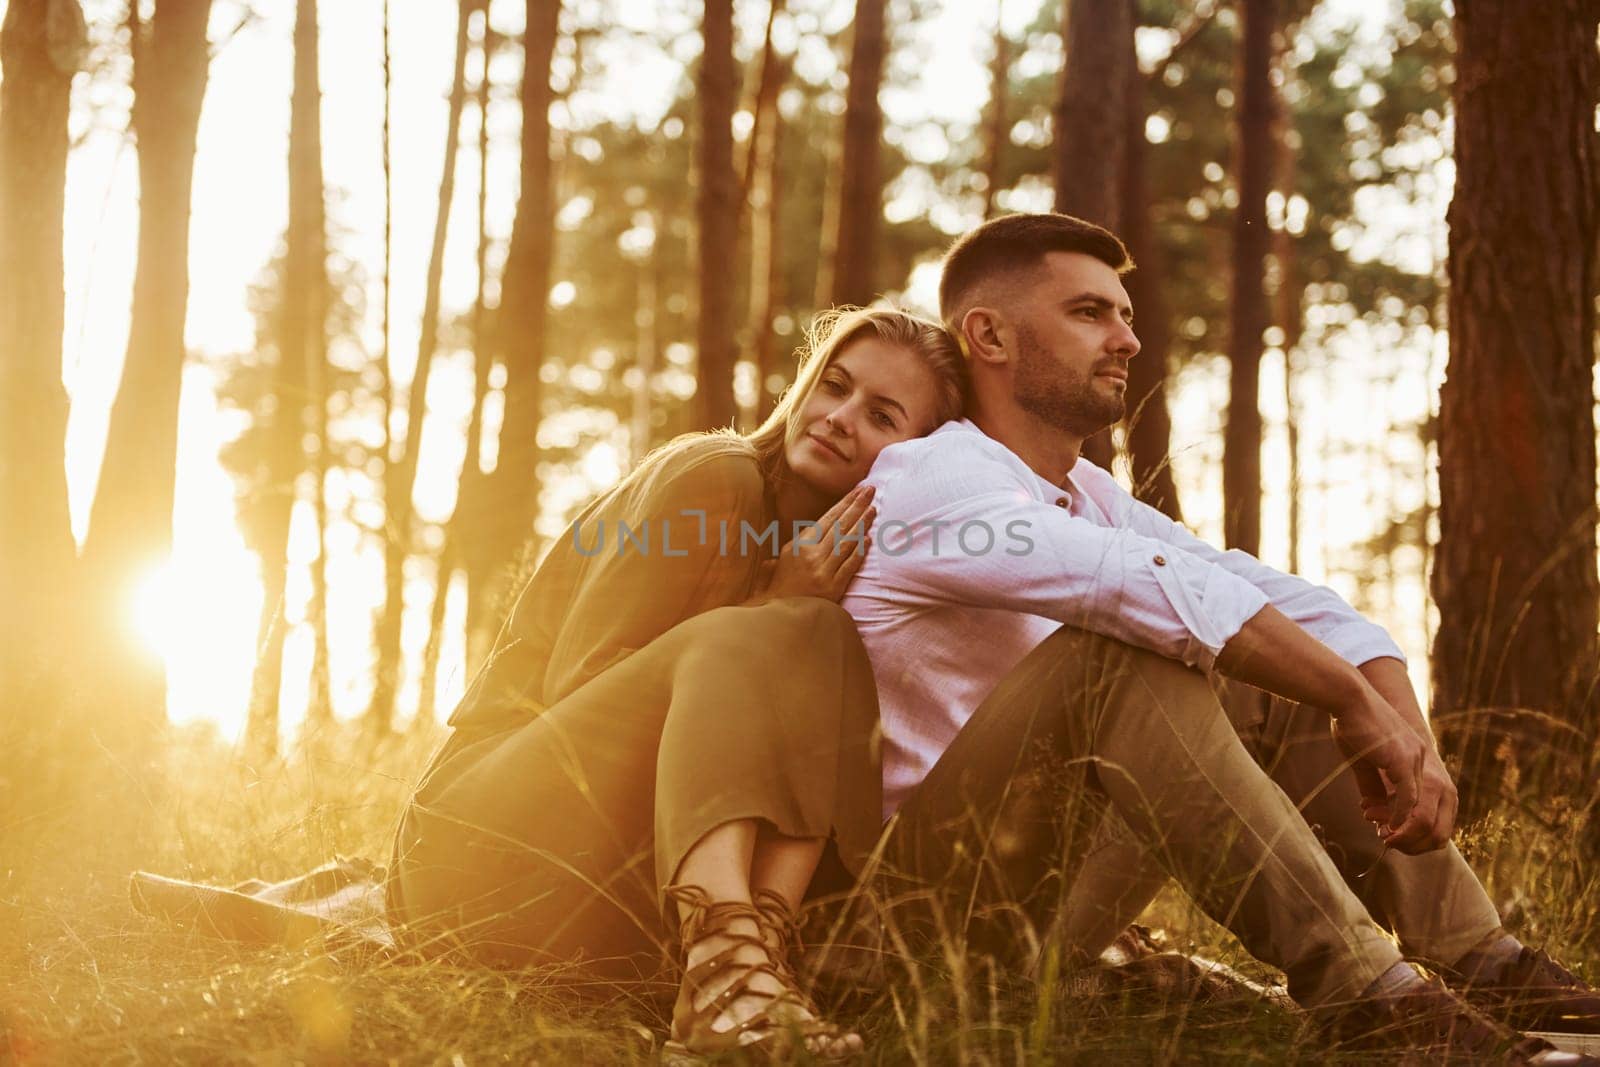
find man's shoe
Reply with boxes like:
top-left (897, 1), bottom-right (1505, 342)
top-left (1318, 966), bottom-right (1597, 1064)
top-left (1451, 943), bottom-right (1600, 1036)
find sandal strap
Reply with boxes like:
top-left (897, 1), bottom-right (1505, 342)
top-left (663, 884), bottom-right (851, 1056)
top-left (751, 888), bottom-right (805, 960)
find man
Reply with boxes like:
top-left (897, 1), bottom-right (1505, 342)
top-left (840, 212), bottom-right (1599, 1060)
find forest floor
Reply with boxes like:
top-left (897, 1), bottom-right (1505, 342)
top-left (3, 724), bottom-right (1597, 1065)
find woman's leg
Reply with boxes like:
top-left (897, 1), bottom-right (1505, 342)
top-left (670, 819), bottom-right (859, 1056)
top-left (750, 828), bottom-right (828, 910)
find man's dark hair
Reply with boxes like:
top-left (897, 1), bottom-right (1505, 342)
top-left (938, 212), bottom-right (1133, 326)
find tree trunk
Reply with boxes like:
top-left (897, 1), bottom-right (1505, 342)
top-left (1273, 73), bottom-right (1302, 577)
top-left (1431, 0), bottom-right (1599, 824)
top-left (369, 0), bottom-right (395, 736)
top-left (1222, 0), bottom-right (1271, 554)
top-left (1052, 0), bottom-right (1130, 227)
top-left (632, 214), bottom-right (661, 458)
top-left (415, 543), bottom-right (453, 728)
top-left (695, 0), bottom-right (739, 430)
top-left (980, 6), bottom-right (1010, 220)
top-left (827, 0), bottom-right (887, 309)
top-left (743, 2), bottom-right (787, 428)
top-left (0, 0), bottom-right (86, 807)
top-left (245, 0), bottom-right (328, 756)
top-left (476, 0), bottom-right (560, 644)
top-left (1053, 0), bottom-right (1132, 473)
top-left (366, 0), bottom-right (473, 732)
top-left (1118, 32), bottom-right (1181, 522)
top-left (80, 0), bottom-right (215, 732)
top-left (458, 6), bottom-right (497, 677)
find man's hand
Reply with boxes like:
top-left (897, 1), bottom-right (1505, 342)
top-left (1216, 608), bottom-right (1457, 854)
top-left (1329, 685), bottom-right (1458, 854)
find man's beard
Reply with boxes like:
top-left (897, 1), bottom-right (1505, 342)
top-left (1012, 321), bottom-right (1125, 437)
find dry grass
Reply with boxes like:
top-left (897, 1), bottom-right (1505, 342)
top-left (2, 724), bottom-right (1595, 1065)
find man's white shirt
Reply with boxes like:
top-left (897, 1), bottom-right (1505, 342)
top-left (842, 419), bottom-right (1406, 820)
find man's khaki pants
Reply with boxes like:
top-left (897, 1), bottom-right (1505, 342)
top-left (879, 624), bottom-right (1501, 1008)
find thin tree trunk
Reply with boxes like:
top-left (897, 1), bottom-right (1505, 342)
top-left (1431, 0), bottom-right (1599, 825)
top-left (980, 4), bottom-right (1009, 220)
top-left (305, 1), bottom-right (333, 730)
top-left (695, 0), bottom-right (739, 430)
top-left (366, 0), bottom-right (473, 731)
top-left (80, 0), bottom-right (215, 733)
top-left (632, 214), bottom-right (661, 459)
top-left (1222, 0), bottom-right (1272, 554)
top-left (827, 0), bottom-right (887, 309)
top-left (1118, 28), bottom-right (1181, 522)
top-left (368, 0), bottom-right (396, 741)
top-left (1272, 73), bottom-right (1302, 576)
top-left (739, 0), bottom-right (785, 211)
top-left (415, 542), bottom-right (453, 728)
top-left (743, 2), bottom-right (788, 427)
top-left (246, 0), bottom-right (327, 755)
top-left (1053, 0), bottom-right (1132, 473)
top-left (0, 0), bottom-right (86, 792)
top-left (477, 0), bottom-right (560, 641)
top-left (459, 7), bottom-right (496, 677)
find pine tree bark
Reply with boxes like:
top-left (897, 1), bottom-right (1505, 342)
top-left (245, 0), bottom-right (328, 755)
top-left (1223, 0), bottom-right (1272, 554)
top-left (827, 0), bottom-right (887, 309)
top-left (476, 0), bottom-right (559, 645)
top-left (1118, 33), bottom-right (1181, 522)
top-left (366, 0), bottom-right (473, 731)
top-left (1431, 0), bottom-right (1599, 823)
top-left (1052, 0), bottom-right (1130, 228)
top-left (1053, 0), bottom-right (1132, 473)
top-left (0, 0), bottom-right (86, 784)
top-left (695, 0), bottom-right (739, 430)
top-left (80, 0), bottom-right (215, 731)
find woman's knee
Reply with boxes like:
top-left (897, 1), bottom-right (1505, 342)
top-left (691, 596), bottom-right (858, 655)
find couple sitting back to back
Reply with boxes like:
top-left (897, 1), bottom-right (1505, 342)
top-left (388, 212), bottom-right (1600, 1064)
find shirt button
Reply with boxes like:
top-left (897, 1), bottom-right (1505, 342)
top-left (1153, 555), bottom-right (1167, 566)
top-left (1054, 497), bottom-right (1070, 509)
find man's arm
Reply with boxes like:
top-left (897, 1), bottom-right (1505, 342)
top-left (1215, 606), bottom-right (1457, 853)
top-left (860, 436), bottom-right (1271, 670)
top-left (1107, 472), bottom-right (1406, 668)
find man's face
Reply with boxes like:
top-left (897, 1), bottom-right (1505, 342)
top-left (1006, 251), bottom-right (1140, 438)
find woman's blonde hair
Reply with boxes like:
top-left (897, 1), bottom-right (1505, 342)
top-left (743, 306), bottom-right (967, 484)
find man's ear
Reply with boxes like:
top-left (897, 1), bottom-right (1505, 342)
top-left (960, 307), bottom-right (1009, 367)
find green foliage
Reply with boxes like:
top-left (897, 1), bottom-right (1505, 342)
top-left (210, 220), bottom-right (380, 554)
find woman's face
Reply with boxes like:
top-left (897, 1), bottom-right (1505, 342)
top-left (784, 335), bottom-right (943, 499)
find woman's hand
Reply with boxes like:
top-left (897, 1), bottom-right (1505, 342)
top-left (759, 484), bottom-right (877, 603)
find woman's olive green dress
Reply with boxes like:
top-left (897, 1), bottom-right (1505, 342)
top-left (386, 436), bottom-right (882, 977)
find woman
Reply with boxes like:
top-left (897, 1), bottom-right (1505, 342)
top-left (387, 307), bottom-right (967, 1059)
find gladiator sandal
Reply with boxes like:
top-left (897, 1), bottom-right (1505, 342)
top-left (751, 888), bottom-right (805, 964)
top-left (662, 884), bottom-right (859, 1063)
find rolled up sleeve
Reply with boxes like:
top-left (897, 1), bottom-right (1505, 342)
top-left (1113, 491), bottom-right (1405, 667)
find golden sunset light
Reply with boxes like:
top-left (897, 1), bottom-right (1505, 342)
top-left (6, 0), bottom-right (1599, 1060)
